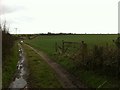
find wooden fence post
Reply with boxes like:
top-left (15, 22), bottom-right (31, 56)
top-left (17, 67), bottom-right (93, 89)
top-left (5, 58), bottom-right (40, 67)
top-left (62, 40), bottom-right (64, 53)
top-left (55, 42), bottom-right (57, 52)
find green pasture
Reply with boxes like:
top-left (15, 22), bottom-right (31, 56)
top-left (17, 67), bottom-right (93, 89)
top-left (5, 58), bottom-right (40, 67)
top-left (25, 34), bottom-right (119, 88)
top-left (25, 34), bottom-right (117, 55)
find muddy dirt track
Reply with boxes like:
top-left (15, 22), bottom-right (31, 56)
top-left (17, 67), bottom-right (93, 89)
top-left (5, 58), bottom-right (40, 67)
top-left (24, 43), bottom-right (86, 88)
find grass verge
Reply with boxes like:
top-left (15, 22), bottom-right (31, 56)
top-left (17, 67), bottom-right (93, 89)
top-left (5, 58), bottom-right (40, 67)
top-left (2, 42), bottom-right (19, 88)
top-left (22, 44), bottom-right (62, 88)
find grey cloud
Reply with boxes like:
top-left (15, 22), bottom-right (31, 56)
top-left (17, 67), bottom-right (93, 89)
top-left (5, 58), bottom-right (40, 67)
top-left (0, 5), bottom-right (24, 15)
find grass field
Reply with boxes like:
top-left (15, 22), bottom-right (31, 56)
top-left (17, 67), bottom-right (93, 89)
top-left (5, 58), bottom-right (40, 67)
top-left (22, 44), bottom-right (62, 88)
top-left (25, 34), bottom-right (119, 88)
top-left (25, 34), bottom-right (117, 55)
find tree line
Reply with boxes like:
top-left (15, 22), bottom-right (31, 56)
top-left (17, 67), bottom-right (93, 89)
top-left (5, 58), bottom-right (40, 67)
top-left (0, 23), bottom-right (18, 64)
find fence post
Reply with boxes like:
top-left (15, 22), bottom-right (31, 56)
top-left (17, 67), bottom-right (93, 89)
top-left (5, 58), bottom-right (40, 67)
top-left (81, 41), bottom-right (85, 61)
top-left (55, 42), bottom-right (57, 52)
top-left (62, 40), bottom-right (64, 53)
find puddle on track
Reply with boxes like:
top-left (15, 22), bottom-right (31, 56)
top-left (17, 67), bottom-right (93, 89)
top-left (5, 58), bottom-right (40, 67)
top-left (9, 44), bottom-right (27, 89)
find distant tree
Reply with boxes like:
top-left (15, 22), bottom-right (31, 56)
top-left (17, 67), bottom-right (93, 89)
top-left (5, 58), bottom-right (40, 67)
top-left (47, 32), bottom-right (51, 35)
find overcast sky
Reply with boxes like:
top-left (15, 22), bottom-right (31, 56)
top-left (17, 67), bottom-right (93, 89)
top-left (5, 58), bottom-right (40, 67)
top-left (0, 0), bottom-right (119, 34)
